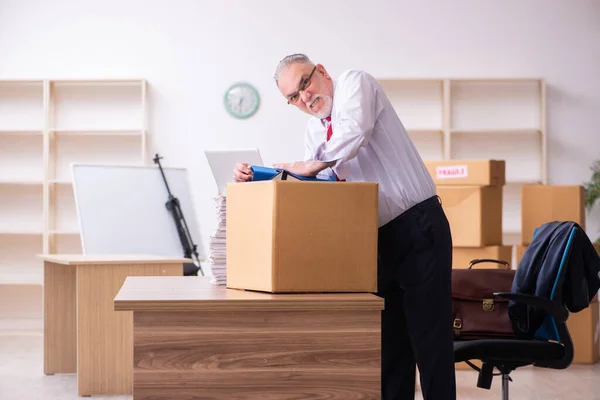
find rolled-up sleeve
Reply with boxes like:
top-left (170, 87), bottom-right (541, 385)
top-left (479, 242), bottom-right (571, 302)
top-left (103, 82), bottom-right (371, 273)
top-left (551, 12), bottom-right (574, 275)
top-left (313, 71), bottom-right (379, 167)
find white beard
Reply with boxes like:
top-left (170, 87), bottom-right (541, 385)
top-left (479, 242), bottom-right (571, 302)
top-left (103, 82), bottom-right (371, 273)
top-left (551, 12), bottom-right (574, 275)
top-left (306, 94), bottom-right (333, 119)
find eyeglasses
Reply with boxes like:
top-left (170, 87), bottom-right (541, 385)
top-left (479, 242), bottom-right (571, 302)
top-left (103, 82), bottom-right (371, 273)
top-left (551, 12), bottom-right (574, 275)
top-left (287, 66), bottom-right (317, 105)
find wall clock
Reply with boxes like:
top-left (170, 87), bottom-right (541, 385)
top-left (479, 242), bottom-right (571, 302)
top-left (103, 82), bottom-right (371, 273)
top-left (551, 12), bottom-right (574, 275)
top-left (224, 82), bottom-right (260, 119)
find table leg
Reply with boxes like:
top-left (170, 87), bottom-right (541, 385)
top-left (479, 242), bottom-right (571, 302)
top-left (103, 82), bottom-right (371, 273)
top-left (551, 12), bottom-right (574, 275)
top-left (43, 261), bottom-right (77, 375)
top-left (76, 263), bottom-right (182, 397)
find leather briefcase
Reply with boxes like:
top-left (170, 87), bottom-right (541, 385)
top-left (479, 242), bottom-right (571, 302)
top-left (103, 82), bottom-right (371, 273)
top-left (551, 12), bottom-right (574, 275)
top-left (452, 259), bottom-right (518, 340)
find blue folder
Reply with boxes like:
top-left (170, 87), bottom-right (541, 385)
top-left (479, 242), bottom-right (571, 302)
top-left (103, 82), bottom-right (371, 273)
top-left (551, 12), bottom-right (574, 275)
top-left (250, 165), bottom-right (336, 182)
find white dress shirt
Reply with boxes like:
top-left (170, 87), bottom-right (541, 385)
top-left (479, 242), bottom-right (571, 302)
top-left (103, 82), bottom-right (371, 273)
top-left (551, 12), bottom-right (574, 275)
top-left (304, 69), bottom-right (436, 227)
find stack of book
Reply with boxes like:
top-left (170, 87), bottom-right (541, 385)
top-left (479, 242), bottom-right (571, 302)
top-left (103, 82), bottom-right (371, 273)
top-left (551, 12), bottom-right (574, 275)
top-left (208, 195), bottom-right (227, 285)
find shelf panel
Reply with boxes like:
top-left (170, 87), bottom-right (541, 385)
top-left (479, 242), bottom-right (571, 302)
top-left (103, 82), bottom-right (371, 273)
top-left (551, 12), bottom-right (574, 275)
top-left (0, 185), bottom-right (43, 233)
top-left (449, 78), bottom-right (542, 83)
top-left (0, 234), bottom-right (43, 287)
top-left (0, 130), bottom-right (42, 136)
top-left (0, 281), bottom-right (43, 320)
top-left (0, 231), bottom-right (43, 235)
top-left (0, 181), bottom-right (43, 185)
top-left (0, 81), bottom-right (44, 131)
top-left (53, 134), bottom-right (143, 181)
top-left (0, 133), bottom-right (43, 182)
top-left (450, 80), bottom-right (542, 131)
top-left (0, 80), bottom-right (44, 84)
top-left (450, 131), bottom-right (542, 183)
top-left (0, 274), bottom-right (43, 285)
top-left (50, 79), bottom-right (144, 86)
top-left (409, 131), bottom-right (444, 160)
top-left (51, 233), bottom-right (82, 254)
top-left (377, 79), bottom-right (443, 130)
top-left (51, 129), bottom-right (144, 136)
top-left (450, 128), bottom-right (540, 135)
top-left (51, 82), bottom-right (143, 130)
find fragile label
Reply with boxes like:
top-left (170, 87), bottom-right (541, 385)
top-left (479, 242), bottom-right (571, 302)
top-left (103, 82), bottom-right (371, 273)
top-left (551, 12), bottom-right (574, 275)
top-left (436, 165), bottom-right (468, 179)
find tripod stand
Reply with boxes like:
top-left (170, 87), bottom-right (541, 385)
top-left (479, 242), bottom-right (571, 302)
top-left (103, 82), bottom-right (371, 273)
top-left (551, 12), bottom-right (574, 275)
top-left (153, 154), bottom-right (204, 276)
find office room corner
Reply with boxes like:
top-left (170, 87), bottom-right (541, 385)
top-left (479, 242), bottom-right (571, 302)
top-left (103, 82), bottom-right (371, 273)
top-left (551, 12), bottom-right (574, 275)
top-left (1, 1), bottom-right (600, 399)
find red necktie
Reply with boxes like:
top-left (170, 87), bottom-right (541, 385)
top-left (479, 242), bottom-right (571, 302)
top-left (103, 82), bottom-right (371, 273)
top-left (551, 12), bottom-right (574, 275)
top-left (325, 116), bottom-right (344, 181)
top-left (326, 116), bottom-right (333, 141)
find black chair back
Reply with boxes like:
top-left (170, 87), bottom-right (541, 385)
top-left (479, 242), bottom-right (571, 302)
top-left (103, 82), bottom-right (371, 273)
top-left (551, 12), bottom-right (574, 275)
top-left (514, 222), bottom-right (577, 369)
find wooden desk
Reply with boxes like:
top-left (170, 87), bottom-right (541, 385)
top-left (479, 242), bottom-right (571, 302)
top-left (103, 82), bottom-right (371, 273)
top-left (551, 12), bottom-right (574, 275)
top-left (114, 276), bottom-right (385, 400)
top-left (40, 254), bottom-right (188, 397)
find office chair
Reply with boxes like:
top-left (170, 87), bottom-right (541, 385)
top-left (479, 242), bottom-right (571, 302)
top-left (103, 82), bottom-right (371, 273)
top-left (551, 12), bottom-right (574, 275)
top-left (454, 223), bottom-right (578, 400)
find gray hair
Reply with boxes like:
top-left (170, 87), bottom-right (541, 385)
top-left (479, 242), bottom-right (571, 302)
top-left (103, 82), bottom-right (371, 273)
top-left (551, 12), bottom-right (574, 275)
top-left (273, 53), bottom-right (314, 85)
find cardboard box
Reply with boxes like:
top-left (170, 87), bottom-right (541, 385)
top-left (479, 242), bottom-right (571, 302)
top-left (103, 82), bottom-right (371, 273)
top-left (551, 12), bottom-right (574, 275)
top-left (452, 246), bottom-right (512, 269)
top-left (425, 160), bottom-right (505, 186)
top-left (437, 186), bottom-right (503, 247)
top-left (521, 185), bottom-right (585, 245)
top-left (226, 180), bottom-right (379, 293)
top-left (568, 301), bottom-right (599, 364)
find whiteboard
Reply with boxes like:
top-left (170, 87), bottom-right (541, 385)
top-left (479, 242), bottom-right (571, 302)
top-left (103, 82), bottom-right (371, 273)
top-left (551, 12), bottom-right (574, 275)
top-left (71, 163), bottom-right (203, 260)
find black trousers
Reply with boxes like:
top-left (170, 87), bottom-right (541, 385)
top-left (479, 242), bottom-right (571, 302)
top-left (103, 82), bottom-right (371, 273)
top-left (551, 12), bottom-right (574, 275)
top-left (377, 195), bottom-right (456, 400)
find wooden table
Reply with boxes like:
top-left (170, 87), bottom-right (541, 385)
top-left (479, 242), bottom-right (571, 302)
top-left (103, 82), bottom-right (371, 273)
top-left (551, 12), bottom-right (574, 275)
top-left (40, 254), bottom-right (188, 397)
top-left (114, 276), bottom-right (385, 400)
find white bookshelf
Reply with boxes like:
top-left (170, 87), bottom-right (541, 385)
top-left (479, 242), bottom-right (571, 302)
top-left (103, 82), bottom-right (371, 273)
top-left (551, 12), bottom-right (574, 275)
top-left (377, 77), bottom-right (546, 246)
top-left (0, 79), bottom-right (148, 330)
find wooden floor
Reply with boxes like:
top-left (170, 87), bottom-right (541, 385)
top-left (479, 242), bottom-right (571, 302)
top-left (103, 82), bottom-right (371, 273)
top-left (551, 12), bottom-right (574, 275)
top-left (1, 333), bottom-right (599, 400)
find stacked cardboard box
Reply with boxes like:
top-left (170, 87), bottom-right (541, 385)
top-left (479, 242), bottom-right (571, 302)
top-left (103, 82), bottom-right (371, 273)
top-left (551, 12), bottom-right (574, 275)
top-left (425, 160), bottom-right (512, 269)
top-left (520, 185), bottom-right (586, 245)
top-left (516, 184), bottom-right (599, 364)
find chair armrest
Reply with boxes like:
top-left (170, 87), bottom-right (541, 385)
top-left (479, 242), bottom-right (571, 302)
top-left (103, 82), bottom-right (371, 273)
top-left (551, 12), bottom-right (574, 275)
top-left (493, 292), bottom-right (569, 323)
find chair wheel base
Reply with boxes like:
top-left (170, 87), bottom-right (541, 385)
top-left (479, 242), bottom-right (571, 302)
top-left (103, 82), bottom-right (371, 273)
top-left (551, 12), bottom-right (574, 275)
top-left (477, 362), bottom-right (494, 389)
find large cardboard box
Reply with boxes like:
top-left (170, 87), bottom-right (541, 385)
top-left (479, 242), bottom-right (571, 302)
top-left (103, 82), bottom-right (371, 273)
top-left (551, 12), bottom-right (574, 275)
top-left (437, 186), bottom-right (503, 247)
top-left (568, 301), bottom-right (600, 364)
top-left (425, 160), bottom-right (505, 186)
top-left (521, 185), bottom-right (585, 245)
top-left (226, 180), bottom-right (379, 293)
top-left (452, 246), bottom-right (512, 269)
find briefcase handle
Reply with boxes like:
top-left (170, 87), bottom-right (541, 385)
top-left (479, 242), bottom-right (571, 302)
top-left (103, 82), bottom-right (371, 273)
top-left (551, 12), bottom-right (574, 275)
top-left (468, 258), bottom-right (510, 269)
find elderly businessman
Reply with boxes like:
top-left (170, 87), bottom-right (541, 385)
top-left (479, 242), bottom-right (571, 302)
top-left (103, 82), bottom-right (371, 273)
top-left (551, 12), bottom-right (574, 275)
top-left (233, 54), bottom-right (456, 400)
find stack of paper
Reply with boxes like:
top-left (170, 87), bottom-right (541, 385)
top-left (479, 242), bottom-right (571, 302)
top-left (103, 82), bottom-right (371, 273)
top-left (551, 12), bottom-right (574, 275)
top-left (208, 195), bottom-right (227, 285)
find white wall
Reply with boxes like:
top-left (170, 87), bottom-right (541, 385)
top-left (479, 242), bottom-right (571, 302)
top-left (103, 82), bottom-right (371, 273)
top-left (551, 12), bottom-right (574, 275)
top-left (1, 0), bottom-right (599, 256)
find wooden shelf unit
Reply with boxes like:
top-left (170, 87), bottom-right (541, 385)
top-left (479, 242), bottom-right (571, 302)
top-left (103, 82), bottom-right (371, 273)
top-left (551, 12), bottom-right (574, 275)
top-left (0, 79), bottom-right (148, 330)
top-left (377, 77), bottom-right (546, 245)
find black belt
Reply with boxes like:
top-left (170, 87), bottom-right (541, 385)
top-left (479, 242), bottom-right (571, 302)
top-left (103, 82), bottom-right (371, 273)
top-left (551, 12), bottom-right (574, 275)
top-left (392, 195), bottom-right (441, 224)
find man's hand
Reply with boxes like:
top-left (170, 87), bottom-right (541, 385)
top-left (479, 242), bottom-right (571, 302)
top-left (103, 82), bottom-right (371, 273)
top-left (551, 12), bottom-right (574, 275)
top-left (273, 160), bottom-right (334, 177)
top-left (233, 163), bottom-right (253, 182)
